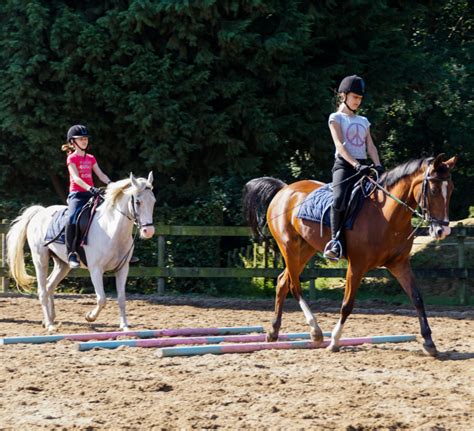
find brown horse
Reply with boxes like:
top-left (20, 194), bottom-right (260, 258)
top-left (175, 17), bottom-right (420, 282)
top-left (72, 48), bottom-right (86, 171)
top-left (243, 154), bottom-right (457, 356)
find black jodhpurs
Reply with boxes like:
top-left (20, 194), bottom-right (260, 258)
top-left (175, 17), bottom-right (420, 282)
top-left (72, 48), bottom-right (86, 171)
top-left (331, 156), bottom-right (367, 212)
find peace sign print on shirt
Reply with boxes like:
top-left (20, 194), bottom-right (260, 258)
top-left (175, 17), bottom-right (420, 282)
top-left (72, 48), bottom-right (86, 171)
top-left (346, 123), bottom-right (366, 148)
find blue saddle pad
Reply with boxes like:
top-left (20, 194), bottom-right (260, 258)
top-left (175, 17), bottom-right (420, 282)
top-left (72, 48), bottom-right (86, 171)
top-left (44, 208), bottom-right (68, 244)
top-left (297, 183), bottom-right (358, 229)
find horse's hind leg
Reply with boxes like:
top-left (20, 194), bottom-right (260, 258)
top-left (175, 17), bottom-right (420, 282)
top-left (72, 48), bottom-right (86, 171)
top-left (45, 257), bottom-right (71, 322)
top-left (286, 240), bottom-right (324, 344)
top-left (267, 270), bottom-right (290, 342)
top-left (387, 260), bottom-right (437, 356)
top-left (31, 250), bottom-right (55, 331)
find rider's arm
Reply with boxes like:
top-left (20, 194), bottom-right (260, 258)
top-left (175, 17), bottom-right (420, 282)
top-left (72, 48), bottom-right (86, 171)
top-left (68, 163), bottom-right (94, 191)
top-left (366, 128), bottom-right (381, 166)
top-left (92, 163), bottom-right (111, 185)
top-left (329, 121), bottom-right (359, 168)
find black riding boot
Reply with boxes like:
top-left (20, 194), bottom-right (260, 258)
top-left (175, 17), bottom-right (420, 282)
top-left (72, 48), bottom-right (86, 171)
top-left (323, 207), bottom-right (344, 261)
top-left (65, 224), bottom-right (80, 269)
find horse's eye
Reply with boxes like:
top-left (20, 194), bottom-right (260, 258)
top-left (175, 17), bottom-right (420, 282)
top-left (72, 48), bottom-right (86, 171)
top-left (136, 200), bottom-right (141, 207)
top-left (430, 186), bottom-right (439, 195)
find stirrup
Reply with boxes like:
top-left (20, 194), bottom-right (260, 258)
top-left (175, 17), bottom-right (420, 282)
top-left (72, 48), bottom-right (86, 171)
top-left (68, 253), bottom-right (80, 269)
top-left (323, 240), bottom-right (342, 261)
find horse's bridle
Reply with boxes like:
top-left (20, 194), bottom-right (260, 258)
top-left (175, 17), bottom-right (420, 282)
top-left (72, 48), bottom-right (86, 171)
top-left (110, 185), bottom-right (154, 272)
top-left (113, 186), bottom-right (154, 229)
top-left (129, 187), bottom-right (154, 229)
top-left (366, 160), bottom-right (450, 228)
top-left (417, 164), bottom-right (451, 227)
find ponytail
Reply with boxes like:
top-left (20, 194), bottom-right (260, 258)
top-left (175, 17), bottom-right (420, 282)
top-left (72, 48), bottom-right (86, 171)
top-left (61, 142), bottom-right (75, 155)
top-left (334, 92), bottom-right (345, 110)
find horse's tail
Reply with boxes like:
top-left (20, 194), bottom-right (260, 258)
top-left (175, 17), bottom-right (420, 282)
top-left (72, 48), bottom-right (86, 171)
top-left (242, 177), bottom-right (287, 241)
top-left (7, 206), bottom-right (44, 289)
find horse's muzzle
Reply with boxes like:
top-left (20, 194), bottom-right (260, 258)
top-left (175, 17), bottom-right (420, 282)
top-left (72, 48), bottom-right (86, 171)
top-left (140, 225), bottom-right (155, 239)
top-left (429, 223), bottom-right (450, 240)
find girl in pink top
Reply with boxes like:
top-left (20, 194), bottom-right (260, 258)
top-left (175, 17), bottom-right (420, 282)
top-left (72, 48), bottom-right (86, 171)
top-left (61, 125), bottom-right (111, 268)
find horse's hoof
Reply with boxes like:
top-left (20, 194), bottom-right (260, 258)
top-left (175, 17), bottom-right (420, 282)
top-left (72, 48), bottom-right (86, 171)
top-left (85, 313), bottom-right (96, 323)
top-left (423, 342), bottom-right (438, 357)
top-left (47, 325), bottom-right (57, 333)
top-left (266, 331), bottom-right (278, 342)
top-left (121, 326), bottom-right (130, 332)
top-left (310, 327), bottom-right (324, 345)
top-left (326, 343), bottom-right (340, 352)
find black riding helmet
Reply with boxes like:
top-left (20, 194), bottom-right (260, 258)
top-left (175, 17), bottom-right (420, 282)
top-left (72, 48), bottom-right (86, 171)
top-left (67, 125), bottom-right (90, 143)
top-left (338, 75), bottom-right (365, 96)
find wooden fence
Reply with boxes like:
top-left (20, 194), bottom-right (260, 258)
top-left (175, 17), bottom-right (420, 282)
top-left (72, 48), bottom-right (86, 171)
top-left (0, 221), bottom-right (472, 304)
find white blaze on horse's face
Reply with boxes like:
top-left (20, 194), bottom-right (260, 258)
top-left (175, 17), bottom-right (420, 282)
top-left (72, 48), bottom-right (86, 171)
top-left (426, 156), bottom-right (456, 241)
top-left (130, 172), bottom-right (156, 239)
top-left (432, 180), bottom-right (451, 240)
top-left (428, 178), bottom-right (451, 240)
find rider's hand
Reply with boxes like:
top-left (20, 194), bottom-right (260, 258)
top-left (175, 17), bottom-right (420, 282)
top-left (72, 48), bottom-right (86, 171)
top-left (89, 186), bottom-right (102, 197)
top-left (355, 163), bottom-right (371, 176)
top-left (375, 165), bottom-right (385, 175)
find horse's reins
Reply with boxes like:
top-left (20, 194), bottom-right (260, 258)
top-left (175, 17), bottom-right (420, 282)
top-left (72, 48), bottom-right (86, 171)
top-left (80, 194), bottom-right (102, 247)
top-left (110, 186), bottom-right (154, 272)
top-left (263, 162), bottom-right (450, 245)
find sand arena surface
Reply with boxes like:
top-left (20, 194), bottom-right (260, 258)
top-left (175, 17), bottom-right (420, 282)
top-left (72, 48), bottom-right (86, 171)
top-left (0, 294), bottom-right (472, 430)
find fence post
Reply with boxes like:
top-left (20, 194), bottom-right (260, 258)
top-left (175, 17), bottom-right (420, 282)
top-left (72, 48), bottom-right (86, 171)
top-left (456, 222), bottom-right (467, 305)
top-left (253, 242), bottom-right (257, 268)
top-left (157, 235), bottom-right (165, 295)
top-left (1, 219), bottom-right (9, 294)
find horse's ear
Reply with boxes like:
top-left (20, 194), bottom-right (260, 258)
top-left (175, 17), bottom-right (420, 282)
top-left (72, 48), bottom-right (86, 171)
top-left (443, 156), bottom-right (458, 171)
top-left (147, 171), bottom-right (154, 186)
top-left (130, 172), bottom-right (140, 189)
top-left (432, 153), bottom-right (446, 170)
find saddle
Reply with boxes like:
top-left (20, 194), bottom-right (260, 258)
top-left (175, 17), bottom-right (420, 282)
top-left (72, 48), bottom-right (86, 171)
top-left (44, 196), bottom-right (104, 265)
top-left (297, 178), bottom-right (375, 257)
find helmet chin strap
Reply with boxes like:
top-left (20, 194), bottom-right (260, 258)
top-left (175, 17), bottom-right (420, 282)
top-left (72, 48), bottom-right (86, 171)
top-left (72, 139), bottom-right (89, 157)
top-left (344, 100), bottom-right (357, 113)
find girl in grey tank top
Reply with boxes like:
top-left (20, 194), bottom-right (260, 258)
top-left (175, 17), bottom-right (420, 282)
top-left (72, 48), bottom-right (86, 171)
top-left (323, 75), bottom-right (384, 261)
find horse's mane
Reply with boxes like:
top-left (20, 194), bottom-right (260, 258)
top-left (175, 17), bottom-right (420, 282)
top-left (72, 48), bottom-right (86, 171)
top-left (380, 157), bottom-right (433, 189)
top-left (103, 177), bottom-right (149, 207)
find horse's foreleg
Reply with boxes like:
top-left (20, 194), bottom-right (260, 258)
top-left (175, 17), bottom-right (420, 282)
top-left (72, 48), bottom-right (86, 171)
top-left (267, 270), bottom-right (289, 342)
top-left (328, 263), bottom-right (364, 352)
top-left (387, 261), bottom-right (436, 356)
top-left (86, 267), bottom-right (107, 323)
top-left (115, 264), bottom-right (130, 331)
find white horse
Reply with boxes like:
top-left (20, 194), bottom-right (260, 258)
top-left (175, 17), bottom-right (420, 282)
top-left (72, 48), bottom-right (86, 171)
top-left (7, 172), bottom-right (156, 332)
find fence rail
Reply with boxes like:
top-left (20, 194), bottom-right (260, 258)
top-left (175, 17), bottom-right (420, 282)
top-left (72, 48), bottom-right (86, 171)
top-left (1, 222), bottom-right (472, 304)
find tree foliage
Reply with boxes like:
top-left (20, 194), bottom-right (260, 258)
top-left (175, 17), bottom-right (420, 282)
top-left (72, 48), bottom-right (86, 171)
top-left (0, 0), bottom-right (472, 221)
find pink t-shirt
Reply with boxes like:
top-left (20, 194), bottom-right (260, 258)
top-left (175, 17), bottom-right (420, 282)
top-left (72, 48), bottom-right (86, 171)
top-left (67, 153), bottom-right (97, 192)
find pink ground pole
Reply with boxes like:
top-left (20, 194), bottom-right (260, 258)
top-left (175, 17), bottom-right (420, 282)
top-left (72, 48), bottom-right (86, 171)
top-left (0, 325), bottom-right (265, 345)
top-left (77, 332), bottom-right (333, 351)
